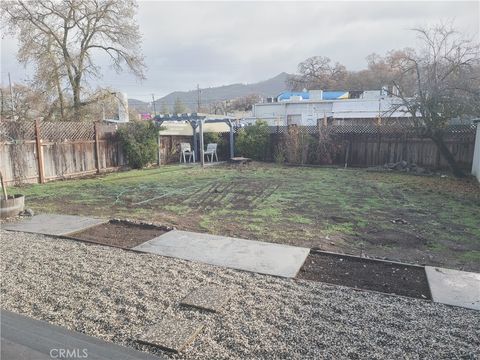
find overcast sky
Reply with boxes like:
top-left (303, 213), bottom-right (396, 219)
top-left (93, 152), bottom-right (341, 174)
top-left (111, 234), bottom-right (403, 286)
top-left (1, 1), bottom-right (479, 101)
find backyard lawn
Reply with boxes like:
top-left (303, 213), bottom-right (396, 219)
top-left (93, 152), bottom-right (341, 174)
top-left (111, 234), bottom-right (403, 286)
top-left (15, 163), bottom-right (480, 272)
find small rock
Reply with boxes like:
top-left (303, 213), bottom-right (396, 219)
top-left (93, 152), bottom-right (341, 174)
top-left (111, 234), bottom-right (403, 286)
top-left (20, 208), bottom-right (34, 217)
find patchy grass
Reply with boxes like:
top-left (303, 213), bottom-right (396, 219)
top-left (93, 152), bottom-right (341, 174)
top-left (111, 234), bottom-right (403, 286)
top-left (15, 163), bottom-right (480, 271)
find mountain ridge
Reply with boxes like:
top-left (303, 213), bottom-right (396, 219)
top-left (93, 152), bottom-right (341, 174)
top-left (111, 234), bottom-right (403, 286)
top-left (129, 72), bottom-right (291, 112)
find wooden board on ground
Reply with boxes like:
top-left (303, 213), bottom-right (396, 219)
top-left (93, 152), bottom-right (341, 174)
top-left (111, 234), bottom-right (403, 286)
top-left (229, 157), bottom-right (251, 165)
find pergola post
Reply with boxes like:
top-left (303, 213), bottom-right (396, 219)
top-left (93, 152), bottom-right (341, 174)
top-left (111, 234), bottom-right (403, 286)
top-left (199, 119), bottom-right (205, 167)
top-left (190, 121), bottom-right (198, 162)
top-left (228, 120), bottom-right (235, 159)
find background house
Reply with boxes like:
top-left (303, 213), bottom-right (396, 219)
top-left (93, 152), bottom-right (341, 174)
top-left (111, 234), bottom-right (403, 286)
top-left (250, 89), bottom-right (411, 126)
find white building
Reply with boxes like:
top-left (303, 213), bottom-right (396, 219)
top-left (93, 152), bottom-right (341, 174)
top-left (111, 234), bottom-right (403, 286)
top-left (250, 90), bottom-right (411, 126)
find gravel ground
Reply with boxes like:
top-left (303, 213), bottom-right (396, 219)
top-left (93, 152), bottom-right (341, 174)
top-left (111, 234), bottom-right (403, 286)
top-left (1, 229), bottom-right (479, 360)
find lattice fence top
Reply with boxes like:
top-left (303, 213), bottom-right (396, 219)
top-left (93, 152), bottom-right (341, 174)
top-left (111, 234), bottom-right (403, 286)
top-left (40, 121), bottom-right (95, 141)
top-left (325, 124), bottom-right (476, 136)
top-left (265, 124), bottom-right (476, 137)
top-left (0, 121), bottom-right (36, 142)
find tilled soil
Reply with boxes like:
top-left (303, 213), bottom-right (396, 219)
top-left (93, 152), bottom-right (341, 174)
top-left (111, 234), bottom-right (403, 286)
top-left (68, 221), bottom-right (168, 248)
top-left (298, 251), bottom-right (431, 299)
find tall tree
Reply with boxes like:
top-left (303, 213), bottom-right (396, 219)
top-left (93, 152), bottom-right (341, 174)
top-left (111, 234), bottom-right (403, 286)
top-left (160, 100), bottom-right (170, 114)
top-left (1, 0), bottom-right (146, 121)
top-left (390, 24), bottom-right (480, 177)
top-left (173, 97), bottom-right (187, 114)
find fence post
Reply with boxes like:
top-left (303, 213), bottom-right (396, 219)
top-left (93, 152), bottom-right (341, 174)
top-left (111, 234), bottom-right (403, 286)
top-left (157, 131), bottom-right (161, 166)
top-left (228, 120), bottom-right (234, 159)
top-left (94, 122), bottom-right (101, 173)
top-left (34, 119), bottom-right (45, 184)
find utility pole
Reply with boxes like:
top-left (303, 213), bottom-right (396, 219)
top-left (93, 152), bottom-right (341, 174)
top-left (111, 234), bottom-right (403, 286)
top-left (197, 84), bottom-right (201, 113)
top-left (0, 89), bottom-right (4, 121)
top-left (152, 94), bottom-right (157, 116)
top-left (8, 73), bottom-right (15, 120)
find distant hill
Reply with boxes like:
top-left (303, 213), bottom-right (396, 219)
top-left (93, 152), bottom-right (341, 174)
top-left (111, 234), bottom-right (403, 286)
top-left (128, 72), bottom-right (291, 113)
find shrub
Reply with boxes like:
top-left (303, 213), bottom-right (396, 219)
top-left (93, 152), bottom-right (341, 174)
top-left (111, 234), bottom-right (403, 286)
top-left (235, 120), bottom-right (270, 160)
top-left (117, 121), bottom-right (162, 169)
top-left (273, 145), bottom-right (286, 165)
top-left (284, 126), bottom-right (316, 164)
top-left (203, 132), bottom-right (228, 160)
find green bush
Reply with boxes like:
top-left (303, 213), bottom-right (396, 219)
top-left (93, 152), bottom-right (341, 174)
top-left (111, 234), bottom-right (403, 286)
top-left (235, 120), bottom-right (270, 160)
top-left (203, 132), bottom-right (229, 160)
top-left (117, 121), bottom-right (162, 169)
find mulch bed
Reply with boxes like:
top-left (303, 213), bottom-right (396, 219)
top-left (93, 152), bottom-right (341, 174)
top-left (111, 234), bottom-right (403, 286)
top-left (297, 251), bottom-right (431, 300)
top-left (68, 220), bottom-right (170, 249)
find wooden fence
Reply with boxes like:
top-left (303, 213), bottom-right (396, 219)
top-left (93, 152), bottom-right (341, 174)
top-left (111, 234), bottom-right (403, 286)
top-left (268, 124), bottom-right (476, 170)
top-left (0, 120), bottom-right (126, 186)
top-left (158, 124), bottom-right (476, 170)
top-left (1, 121), bottom-right (475, 185)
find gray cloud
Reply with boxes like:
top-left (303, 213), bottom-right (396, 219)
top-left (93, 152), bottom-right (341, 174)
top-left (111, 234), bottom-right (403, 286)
top-left (1, 1), bottom-right (478, 101)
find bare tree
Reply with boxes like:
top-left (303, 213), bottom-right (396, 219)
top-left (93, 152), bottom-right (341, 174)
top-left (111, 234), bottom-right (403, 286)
top-left (287, 56), bottom-right (348, 90)
top-left (1, 0), bottom-right (146, 121)
top-left (0, 84), bottom-right (50, 121)
top-left (390, 24), bottom-right (480, 177)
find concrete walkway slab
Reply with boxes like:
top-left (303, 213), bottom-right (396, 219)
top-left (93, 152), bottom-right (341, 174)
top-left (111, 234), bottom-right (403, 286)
top-left (2, 214), bottom-right (106, 236)
top-left (180, 286), bottom-right (230, 313)
top-left (1, 310), bottom-right (164, 360)
top-left (133, 230), bottom-right (310, 278)
top-left (137, 318), bottom-right (204, 353)
top-left (425, 266), bottom-right (480, 311)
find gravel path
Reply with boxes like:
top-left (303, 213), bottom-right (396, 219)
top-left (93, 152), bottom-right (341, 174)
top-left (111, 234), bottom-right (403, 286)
top-left (1, 229), bottom-right (479, 359)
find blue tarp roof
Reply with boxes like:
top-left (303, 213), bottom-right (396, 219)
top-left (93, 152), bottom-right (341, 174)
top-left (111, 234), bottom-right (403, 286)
top-left (277, 91), bottom-right (309, 100)
top-left (277, 91), bottom-right (349, 101)
top-left (322, 91), bottom-right (348, 100)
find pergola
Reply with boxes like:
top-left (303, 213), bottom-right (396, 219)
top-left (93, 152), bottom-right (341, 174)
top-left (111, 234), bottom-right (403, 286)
top-left (154, 113), bottom-right (237, 166)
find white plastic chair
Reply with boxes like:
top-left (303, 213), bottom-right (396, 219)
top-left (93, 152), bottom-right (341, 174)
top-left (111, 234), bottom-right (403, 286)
top-left (204, 143), bottom-right (218, 162)
top-left (180, 143), bottom-right (195, 163)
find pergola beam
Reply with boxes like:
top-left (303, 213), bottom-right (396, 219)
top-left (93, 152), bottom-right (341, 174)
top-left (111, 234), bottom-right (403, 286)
top-left (154, 114), bottom-right (237, 164)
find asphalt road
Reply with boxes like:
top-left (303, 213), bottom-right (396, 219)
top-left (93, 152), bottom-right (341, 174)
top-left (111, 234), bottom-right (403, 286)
top-left (1, 310), bottom-right (163, 360)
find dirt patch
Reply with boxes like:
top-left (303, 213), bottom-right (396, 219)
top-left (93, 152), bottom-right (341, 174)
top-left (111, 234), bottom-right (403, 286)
top-left (297, 251), bottom-right (431, 299)
top-left (361, 229), bottom-right (427, 248)
top-left (68, 220), bottom-right (170, 249)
